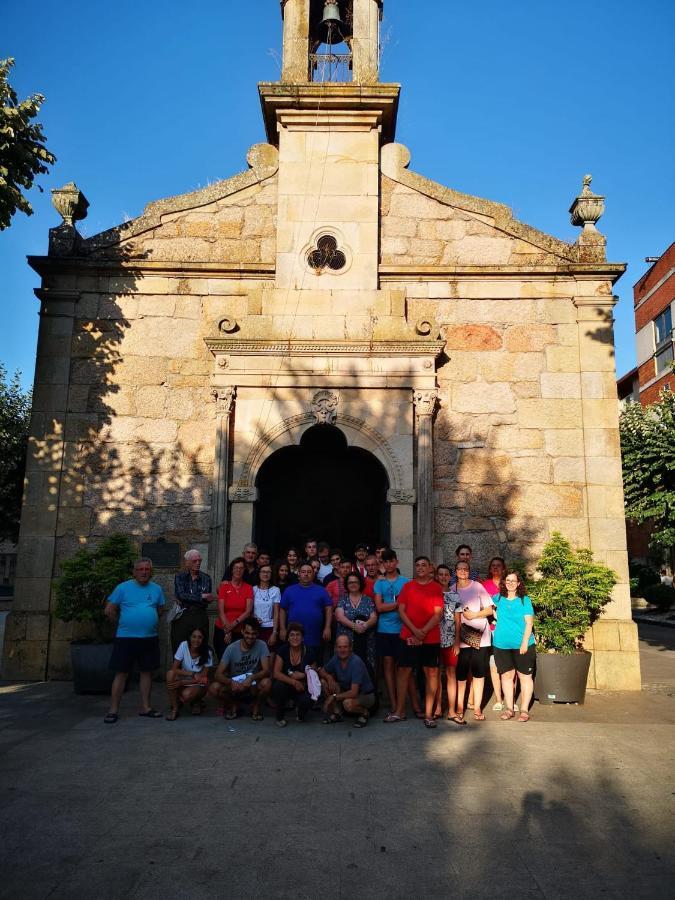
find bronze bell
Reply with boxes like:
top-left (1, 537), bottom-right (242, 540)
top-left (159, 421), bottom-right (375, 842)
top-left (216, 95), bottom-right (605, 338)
top-left (321, 1), bottom-right (342, 26)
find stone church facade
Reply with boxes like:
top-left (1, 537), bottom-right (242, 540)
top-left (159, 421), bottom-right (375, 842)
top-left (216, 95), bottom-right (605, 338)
top-left (3, 0), bottom-right (640, 690)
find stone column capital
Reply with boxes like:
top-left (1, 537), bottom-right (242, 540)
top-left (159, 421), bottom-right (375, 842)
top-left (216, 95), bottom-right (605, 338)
top-left (413, 388), bottom-right (439, 419)
top-left (212, 387), bottom-right (236, 417)
top-left (387, 488), bottom-right (416, 505)
top-left (573, 295), bottom-right (618, 322)
top-left (228, 486), bottom-right (259, 503)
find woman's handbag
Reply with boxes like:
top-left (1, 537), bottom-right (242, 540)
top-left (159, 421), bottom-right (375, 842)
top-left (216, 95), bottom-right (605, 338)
top-left (166, 601), bottom-right (184, 625)
top-left (460, 599), bottom-right (485, 649)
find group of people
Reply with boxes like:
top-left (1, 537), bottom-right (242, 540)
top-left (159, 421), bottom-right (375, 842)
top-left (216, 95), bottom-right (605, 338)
top-left (103, 539), bottom-right (537, 729)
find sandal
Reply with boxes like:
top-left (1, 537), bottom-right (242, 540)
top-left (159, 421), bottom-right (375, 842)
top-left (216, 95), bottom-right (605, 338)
top-left (138, 709), bottom-right (162, 718)
top-left (353, 715), bottom-right (369, 728)
top-left (423, 718), bottom-right (437, 729)
top-left (383, 713), bottom-right (407, 723)
top-left (103, 713), bottom-right (118, 724)
top-left (250, 712), bottom-right (264, 721)
top-left (447, 715), bottom-right (467, 726)
top-left (225, 711), bottom-right (237, 720)
top-left (276, 719), bottom-right (287, 727)
top-left (518, 712), bottom-right (530, 723)
top-left (322, 713), bottom-right (342, 725)
top-left (500, 709), bottom-right (515, 721)
top-left (473, 712), bottom-right (486, 721)
top-left (165, 710), bottom-right (179, 721)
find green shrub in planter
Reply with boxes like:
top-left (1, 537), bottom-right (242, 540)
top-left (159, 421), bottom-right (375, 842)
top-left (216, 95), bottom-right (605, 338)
top-left (529, 532), bottom-right (617, 654)
top-left (54, 534), bottom-right (137, 642)
top-left (642, 583), bottom-right (675, 612)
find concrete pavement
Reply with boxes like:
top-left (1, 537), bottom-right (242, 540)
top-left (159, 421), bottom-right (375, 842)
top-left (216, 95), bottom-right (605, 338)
top-left (0, 624), bottom-right (673, 899)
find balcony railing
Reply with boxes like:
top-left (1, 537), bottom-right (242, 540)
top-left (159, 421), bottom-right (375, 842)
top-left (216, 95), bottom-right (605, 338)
top-left (310, 52), bottom-right (353, 83)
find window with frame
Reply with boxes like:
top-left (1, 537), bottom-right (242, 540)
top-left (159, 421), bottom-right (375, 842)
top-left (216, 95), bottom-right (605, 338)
top-left (654, 307), bottom-right (673, 376)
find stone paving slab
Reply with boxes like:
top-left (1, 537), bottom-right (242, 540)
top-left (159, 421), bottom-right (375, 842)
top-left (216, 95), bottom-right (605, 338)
top-left (0, 625), bottom-right (673, 899)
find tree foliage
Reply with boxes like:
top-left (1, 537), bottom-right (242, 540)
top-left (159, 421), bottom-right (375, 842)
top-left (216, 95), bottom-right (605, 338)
top-left (0, 365), bottom-right (31, 542)
top-left (528, 532), bottom-right (616, 653)
top-left (620, 387), bottom-right (675, 566)
top-left (0, 57), bottom-right (56, 230)
top-left (54, 535), bottom-right (137, 641)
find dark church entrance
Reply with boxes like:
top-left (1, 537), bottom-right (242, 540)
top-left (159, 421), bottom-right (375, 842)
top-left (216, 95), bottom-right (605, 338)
top-left (254, 425), bottom-right (389, 560)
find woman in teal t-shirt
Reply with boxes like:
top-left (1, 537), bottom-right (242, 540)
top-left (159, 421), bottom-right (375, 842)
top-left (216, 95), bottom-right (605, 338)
top-left (492, 572), bottom-right (536, 722)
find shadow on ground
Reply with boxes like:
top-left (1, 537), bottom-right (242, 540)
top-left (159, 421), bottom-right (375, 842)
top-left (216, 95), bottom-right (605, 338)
top-left (0, 629), bottom-right (673, 900)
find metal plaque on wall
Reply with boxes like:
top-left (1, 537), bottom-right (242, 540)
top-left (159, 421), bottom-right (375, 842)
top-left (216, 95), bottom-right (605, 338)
top-left (141, 539), bottom-right (180, 569)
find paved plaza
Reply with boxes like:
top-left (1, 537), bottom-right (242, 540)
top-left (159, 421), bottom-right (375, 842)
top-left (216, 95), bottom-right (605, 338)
top-left (0, 623), bottom-right (673, 900)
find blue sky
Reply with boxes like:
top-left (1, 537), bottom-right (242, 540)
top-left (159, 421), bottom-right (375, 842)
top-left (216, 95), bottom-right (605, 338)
top-left (2, 0), bottom-right (673, 389)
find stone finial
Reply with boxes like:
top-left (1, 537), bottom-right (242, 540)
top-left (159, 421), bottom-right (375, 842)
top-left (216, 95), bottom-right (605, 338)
top-left (569, 174), bottom-right (605, 231)
top-left (569, 175), bottom-right (606, 262)
top-left (51, 182), bottom-right (89, 227)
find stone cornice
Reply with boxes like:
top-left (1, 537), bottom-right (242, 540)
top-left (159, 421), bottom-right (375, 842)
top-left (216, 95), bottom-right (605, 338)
top-left (27, 256), bottom-right (276, 280)
top-left (205, 339), bottom-right (444, 357)
top-left (258, 82), bottom-right (400, 145)
top-left (379, 263), bottom-right (627, 283)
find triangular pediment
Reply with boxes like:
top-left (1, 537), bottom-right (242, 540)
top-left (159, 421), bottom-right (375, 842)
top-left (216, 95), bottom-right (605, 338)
top-left (81, 144), bottom-right (279, 265)
top-left (380, 143), bottom-right (579, 267)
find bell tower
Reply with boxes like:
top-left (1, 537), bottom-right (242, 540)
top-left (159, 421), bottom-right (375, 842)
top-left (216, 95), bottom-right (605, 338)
top-left (280, 0), bottom-right (381, 85)
top-left (261, 0), bottom-right (399, 290)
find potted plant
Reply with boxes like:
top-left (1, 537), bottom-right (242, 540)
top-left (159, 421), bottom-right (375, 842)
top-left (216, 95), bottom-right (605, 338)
top-left (529, 532), bottom-right (616, 704)
top-left (54, 534), bottom-right (136, 694)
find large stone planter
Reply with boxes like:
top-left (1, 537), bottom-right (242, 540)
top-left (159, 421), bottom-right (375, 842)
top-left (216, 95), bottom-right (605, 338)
top-left (70, 641), bottom-right (114, 695)
top-left (534, 650), bottom-right (592, 704)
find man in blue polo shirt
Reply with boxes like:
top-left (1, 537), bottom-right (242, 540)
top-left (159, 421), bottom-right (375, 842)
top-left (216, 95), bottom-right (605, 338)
top-left (104, 558), bottom-right (166, 723)
top-left (279, 561), bottom-right (332, 658)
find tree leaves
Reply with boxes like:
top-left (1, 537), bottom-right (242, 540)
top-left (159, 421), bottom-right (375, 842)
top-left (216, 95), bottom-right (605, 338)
top-left (0, 364), bottom-right (31, 542)
top-left (0, 58), bottom-right (56, 230)
top-left (620, 387), bottom-right (675, 565)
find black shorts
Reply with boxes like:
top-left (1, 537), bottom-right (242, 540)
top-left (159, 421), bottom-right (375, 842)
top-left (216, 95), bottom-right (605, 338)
top-left (456, 646), bottom-right (491, 681)
top-left (109, 637), bottom-right (160, 673)
top-left (397, 640), bottom-right (440, 669)
top-left (376, 632), bottom-right (401, 659)
top-left (493, 645), bottom-right (536, 676)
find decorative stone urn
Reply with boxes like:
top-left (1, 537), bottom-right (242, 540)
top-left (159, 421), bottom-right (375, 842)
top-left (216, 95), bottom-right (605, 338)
top-left (569, 174), bottom-right (605, 234)
top-left (51, 182), bottom-right (89, 226)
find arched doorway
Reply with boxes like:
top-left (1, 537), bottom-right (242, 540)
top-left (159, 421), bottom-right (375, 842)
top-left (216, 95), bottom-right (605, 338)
top-left (254, 424), bottom-right (389, 558)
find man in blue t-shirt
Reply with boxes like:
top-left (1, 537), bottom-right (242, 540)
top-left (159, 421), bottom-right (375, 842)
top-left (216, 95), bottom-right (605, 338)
top-left (279, 562), bottom-right (332, 656)
top-left (319, 634), bottom-right (375, 727)
top-left (374, 549), bottom-right (409, 710)
top-left (103, 558), bottom-right (166, 724)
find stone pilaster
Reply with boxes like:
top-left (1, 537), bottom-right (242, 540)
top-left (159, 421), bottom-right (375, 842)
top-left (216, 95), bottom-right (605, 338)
top-left (208, 387), bottom-right (236, 585)
top-left (281, 0), bottom-right (310, 83)
top-left (2, 290), bottom-right (77, 681)
top-left (414, 389), bottom-right (438, 559)
top-left (574, 294), bottom-right (641, 690)
top-left (228, 486), bottom-right (259, 566)
top-left (352, 0), bottom-right (381, 84)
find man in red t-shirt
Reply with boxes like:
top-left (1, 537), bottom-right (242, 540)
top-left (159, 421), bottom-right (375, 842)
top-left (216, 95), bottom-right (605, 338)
top-left (384, 556), bottom-right (443, 728)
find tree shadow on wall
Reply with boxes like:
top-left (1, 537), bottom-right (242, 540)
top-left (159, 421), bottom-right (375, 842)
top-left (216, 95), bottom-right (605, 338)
top-left (42, 239), bottom-right (215, 677)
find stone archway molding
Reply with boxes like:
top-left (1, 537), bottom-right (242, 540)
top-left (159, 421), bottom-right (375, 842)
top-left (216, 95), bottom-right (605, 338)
top-left (231, 412), bottom-right (407, 499)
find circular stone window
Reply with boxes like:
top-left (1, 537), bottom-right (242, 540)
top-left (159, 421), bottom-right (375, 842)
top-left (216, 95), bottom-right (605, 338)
top-left (307, 234), bottom-right (347, 274)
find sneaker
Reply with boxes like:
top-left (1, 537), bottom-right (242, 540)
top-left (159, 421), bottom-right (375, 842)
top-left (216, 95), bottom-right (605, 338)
top-left (492, 701), bottom-right (504, 712)
top-left (276, 719), bottom-right (287, 728)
